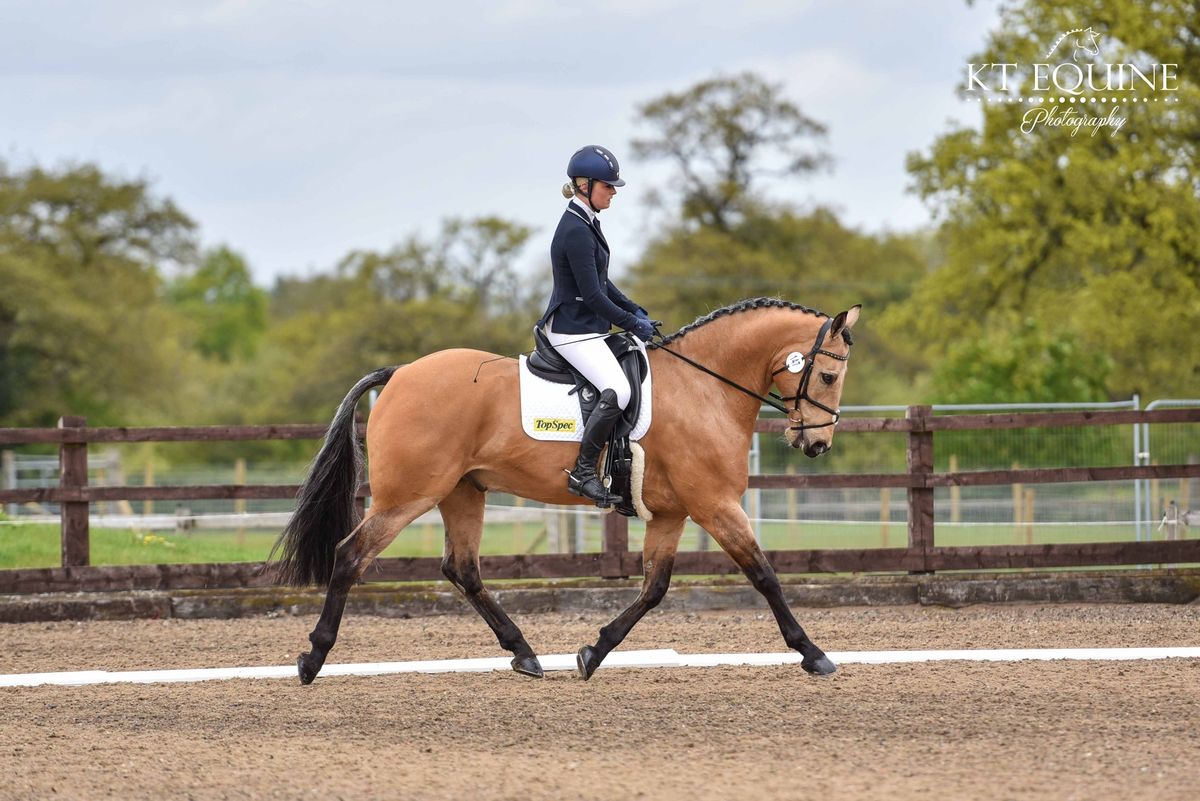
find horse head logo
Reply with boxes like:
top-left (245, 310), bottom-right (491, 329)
top-left (1045, 26), bottom-right (1103, 63)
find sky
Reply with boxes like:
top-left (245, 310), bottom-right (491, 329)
top-left (0, 0), bottom-right (1001, 285)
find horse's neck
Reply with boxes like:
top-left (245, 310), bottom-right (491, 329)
top-left (652, 309), bottom-right (812, 423)
top-left (668, 318), bottom-right (773, 390)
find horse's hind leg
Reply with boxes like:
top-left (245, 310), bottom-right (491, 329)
top-left (439, 479), bottom-right (544, 678)
top-left (576, 514), bottom-right (686, 680)
top-left (298, 499), bottom-right (436, 685)
top-left (693, 501), bottom-right (836, 675)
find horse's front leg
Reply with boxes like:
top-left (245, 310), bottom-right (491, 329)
top-left (693, 501), bottom-right (836, 675)
top-left (576, 515), bottom-right (685, 680)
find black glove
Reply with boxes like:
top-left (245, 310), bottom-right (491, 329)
top-left (630, 317), bottom-right (656, 342)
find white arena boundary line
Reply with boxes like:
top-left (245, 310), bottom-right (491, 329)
top-left (2, 647), bottom-right (1199, 688)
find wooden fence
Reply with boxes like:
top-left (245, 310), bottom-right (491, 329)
top-left (1, 407), bottom-right (1198, 594)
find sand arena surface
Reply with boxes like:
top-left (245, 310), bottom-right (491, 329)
top-left (2, 604), bottom-right (1199, 800)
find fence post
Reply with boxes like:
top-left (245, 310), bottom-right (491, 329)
top-left (879, 487), bottom-right (891, 547)
top-left (142, 455), bottom-right (155, 516)
top-left (1012, 462), bottom-right (1024, 539)
top-left (906, 405), bottom-right (934, 573)
top-left (2, 449), bottom-right (15, 517)
top-left (1183, 457), bottom-right (1194, 514)
top-left (1023, 488), bottom-right (1036, 544)
top-left (58, 415), bottom-right (89, 567)
top-left (948, 453), bottom-right (960, 524)
top-left (234, 457), bottom-right (247, 545)
top-left (602, 513), bottom-right (629, 579)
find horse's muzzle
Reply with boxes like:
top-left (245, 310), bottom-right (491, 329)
top-left (803, 440), bottom-right (830, 458)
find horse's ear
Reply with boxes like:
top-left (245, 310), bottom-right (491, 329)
top-left (830, 304), bottom-right (861, 339)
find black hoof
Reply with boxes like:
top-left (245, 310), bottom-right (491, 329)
top-left (511, 654), bottom-right (544, 678)
top-left (802, 654), bottom-right (837, 676)
top-left (297, 652), bottom-right (322, 685)
top-left (576, 645), bottom-right (601, 680)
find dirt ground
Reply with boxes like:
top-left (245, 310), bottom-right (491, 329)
top-left (2, 603), bottom-right (1199, 800)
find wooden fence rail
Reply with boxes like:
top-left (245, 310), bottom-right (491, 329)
top-left (0, 407), bottom-right (1198, 594)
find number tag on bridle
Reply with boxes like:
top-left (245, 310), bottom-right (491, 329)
top-left (785, 352), bottom-right (806, 373)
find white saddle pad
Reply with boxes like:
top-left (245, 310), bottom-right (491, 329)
top-left (518, 354), bottom-right (652, 442)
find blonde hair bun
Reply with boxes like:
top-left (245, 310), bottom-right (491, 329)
top-left (561, 182), bottom-right (575, 199)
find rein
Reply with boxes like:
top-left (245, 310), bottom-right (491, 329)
top-left (653, 317), bottom-right (849, 432)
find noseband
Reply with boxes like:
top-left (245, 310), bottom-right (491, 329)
top-left (652, 316), bottom-right (850, 432)
top-left (769, 317), bottom-right (849, 432)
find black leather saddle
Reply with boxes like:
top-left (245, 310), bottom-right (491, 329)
top-left (527, 326), bottom-right (649, 517)
top-left (527, 327), bottom-right (647, 440)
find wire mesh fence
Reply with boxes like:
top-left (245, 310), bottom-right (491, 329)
top-left (3, 399), bottom-right (1199, 569)
top-left (746, 398), bottom-right (1200, 549)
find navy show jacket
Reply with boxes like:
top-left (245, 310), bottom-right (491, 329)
top-left (537, 203), bottom-right (644, 334)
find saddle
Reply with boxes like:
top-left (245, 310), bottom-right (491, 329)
top-left (527, 327), bottom-right (648, 517)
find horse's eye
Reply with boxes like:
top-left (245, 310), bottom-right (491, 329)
top-left (821, 373), bottom-right (836, 385)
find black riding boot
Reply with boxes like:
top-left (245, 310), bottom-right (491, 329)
top-left (567, 389), bottom-right (623, 508)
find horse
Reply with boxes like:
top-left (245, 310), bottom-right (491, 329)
top-left (272, 297), bottom-right (861, 683)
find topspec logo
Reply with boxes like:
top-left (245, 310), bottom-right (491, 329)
top-left (965, 26), bottom-right (1181, 138)
top-left (533, 417), bottom-right (576, 433)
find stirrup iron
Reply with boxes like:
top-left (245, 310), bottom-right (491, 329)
top-left (565, 467), bottom-right (620, 508)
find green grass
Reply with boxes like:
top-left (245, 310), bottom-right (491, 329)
top-left (0, 521), bottom-right (561, 569)
top-left (0, 526), bottom-right (281, 568)
top-left (1, 519), bottom-right (1194, 570)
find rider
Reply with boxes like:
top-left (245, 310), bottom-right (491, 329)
top-left (537, 145), bottom-right (658, 507)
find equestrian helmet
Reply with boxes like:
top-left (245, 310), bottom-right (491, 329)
top-left (567, 145), bottom-right (626, 186)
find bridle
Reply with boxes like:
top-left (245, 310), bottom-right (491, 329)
top-left (651, 316), bottom-right (850, 432)
top-left (768, 317), bottom-right (850, 431)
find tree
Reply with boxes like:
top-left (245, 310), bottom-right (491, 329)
top-left (885, 0), bottom-right (1200, 398)
top-left (339, 216), bottom-right (533, 314)
top-left (625, 73), bottom-right (926, 405)
top-left (0, 161), bottom-right (199, 425)
top-left (168, 246), bottom-right (267, 362)
top-left (930, 318), bottom-right (1123, 470)
top-left (250, 216), bottom-right (540, 424)
top-left (930, 318), bottom-right (1111, 404)
top-left (632, 72), bottom-right (830, 231)
top-left (626, 207), bottom-right (929, 405)
top-left (439, 216), bottom-right (533, 314)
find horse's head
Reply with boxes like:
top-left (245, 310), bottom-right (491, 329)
top-left (771, 305), bottom-right (860, 458)
top-left (1074, 27), bottom-right (1101, 59)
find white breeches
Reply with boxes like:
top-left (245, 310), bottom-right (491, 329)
top-left (544, 317), bottom-right (634, 409)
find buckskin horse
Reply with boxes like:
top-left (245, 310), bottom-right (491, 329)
top-left (273, 297), bottom-right (861, 683)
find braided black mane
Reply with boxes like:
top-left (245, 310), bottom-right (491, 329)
top-left (651, 297), bottom-right (834, 348)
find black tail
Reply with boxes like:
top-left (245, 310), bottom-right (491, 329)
top-left (270, 366), bottom-right (398, 587)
